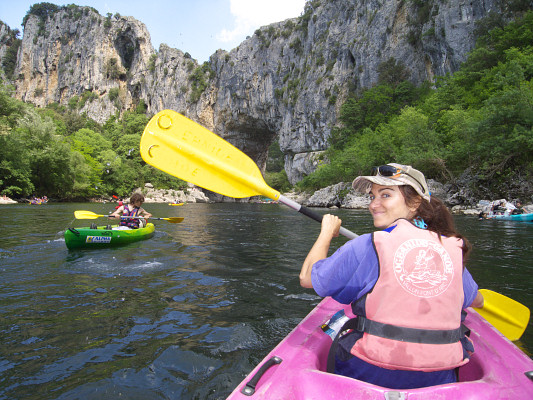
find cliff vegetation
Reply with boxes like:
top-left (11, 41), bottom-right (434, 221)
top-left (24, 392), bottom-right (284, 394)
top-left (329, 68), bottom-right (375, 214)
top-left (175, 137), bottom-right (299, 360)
top-left (297, 11), bottom-right (533, 201)
top-left (0, 86), bottom-right (187, 199)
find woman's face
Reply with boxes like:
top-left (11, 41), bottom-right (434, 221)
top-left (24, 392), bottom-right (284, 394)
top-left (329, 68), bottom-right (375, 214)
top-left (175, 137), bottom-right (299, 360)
top-left (368, 184), bottom-right (417, 229)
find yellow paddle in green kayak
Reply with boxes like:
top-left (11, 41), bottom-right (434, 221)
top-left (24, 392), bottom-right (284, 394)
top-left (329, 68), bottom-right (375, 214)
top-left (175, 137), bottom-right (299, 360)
top-left (139, 110), bottom-right (357, 239)
top-left (74, 210), bottom-right (184, 223)
top-left (473, 289), bottom-right (530, 341)
top-left (139, 110), bottom-right (530, 341)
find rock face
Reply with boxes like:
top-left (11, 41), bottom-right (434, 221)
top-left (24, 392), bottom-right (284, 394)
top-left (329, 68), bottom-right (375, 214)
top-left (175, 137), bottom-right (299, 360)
top-left (300, 180), bottom-right (533, 212)
top-left (11, 10), bottom-right (158, 123)
top-left (2, 0), bottom-right (504, 183)
top-left (0, 22), bottom-right (10, 69)
top-left (143, 184), bottom-right (211, 204)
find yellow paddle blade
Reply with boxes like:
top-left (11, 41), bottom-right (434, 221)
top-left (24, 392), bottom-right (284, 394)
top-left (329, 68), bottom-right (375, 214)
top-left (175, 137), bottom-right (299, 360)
top-left (473, 289), bottom-right (530, 341)
top-left (74, 210), bottom-right (104, 219)
top-left (158, 217), bottom-right (184, 223)
top-left (140, 110), bottom-right (280, 200)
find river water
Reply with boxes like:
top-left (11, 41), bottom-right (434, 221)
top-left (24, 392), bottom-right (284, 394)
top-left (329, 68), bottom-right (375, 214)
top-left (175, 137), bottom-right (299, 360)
top-left (1, 202), bottom-right (531, 399)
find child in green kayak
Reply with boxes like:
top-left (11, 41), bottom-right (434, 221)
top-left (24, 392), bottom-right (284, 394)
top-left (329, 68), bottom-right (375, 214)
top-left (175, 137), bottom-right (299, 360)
top-left (109, 192), bottom-right (152, 228)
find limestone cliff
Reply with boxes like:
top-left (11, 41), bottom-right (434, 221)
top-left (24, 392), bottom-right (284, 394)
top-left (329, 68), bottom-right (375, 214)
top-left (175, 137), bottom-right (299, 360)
top-left (2, 0), bottom-right (507, 184)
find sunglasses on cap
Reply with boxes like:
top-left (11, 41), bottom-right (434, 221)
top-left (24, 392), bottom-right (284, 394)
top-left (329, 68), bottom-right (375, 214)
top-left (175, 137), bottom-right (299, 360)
top-left (371, 165), bottom-right (427, 195)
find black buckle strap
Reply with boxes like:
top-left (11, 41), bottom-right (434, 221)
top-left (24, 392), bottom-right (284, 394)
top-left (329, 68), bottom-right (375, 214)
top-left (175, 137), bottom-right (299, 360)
top-left (355, 316), bottom-right (464, 345)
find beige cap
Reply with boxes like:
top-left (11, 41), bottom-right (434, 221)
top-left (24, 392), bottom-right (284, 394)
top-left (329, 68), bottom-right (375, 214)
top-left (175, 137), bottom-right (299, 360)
top-left (352, 163), bottom-right (430, 201)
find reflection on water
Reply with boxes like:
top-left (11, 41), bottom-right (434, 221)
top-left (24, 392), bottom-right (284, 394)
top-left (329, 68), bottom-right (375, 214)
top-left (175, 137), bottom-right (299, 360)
top-left (0, 203), bottom-right (531, 399)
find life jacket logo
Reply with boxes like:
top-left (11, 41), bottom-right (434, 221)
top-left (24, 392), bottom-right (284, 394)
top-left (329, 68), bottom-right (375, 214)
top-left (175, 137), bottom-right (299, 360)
top-left (393, 239), bottom-right (453, 298)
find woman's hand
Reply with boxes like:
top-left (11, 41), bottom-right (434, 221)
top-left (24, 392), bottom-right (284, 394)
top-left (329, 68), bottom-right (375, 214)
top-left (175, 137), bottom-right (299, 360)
top-left (320, 214), bottom-right (342, 239)
top-left (300, 214), bottom-right (342, 288)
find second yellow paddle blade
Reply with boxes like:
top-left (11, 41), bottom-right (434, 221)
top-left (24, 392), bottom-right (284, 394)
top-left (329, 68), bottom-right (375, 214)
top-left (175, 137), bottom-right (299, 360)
top-left (140, 110), bottom-right (279, 200)
top-left (474, 289), bottom-right (530, 341)
top-left (164, 217), bottom-right (184, 223)
top-left (74, 210), bottom-right (100, 219)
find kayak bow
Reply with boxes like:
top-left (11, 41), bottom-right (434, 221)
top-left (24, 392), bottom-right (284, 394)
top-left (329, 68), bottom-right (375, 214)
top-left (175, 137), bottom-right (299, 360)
top-left (487, 212), bottom-right (533, 222)
top-left (227, 297), bottom-right (533, 399)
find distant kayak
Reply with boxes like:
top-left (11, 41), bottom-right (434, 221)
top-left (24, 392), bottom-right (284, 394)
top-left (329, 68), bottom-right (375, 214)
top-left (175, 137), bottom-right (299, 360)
top-left (487, 212), bottom-right (533, 222)
top-left (64, 223), bottom-right (155, 249)
top-left (227, 297), bottom-right (533, 399)
top-left (30, 197), bottom-right (48, 205)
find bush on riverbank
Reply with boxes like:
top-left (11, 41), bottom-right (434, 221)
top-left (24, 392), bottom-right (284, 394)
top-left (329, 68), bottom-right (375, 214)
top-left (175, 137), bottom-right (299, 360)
top-left (0, 87), bottom-right (188, 200)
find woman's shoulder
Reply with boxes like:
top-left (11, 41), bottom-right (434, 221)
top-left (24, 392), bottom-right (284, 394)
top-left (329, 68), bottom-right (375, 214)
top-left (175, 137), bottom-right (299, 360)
top-left (342, 232), bottom-right (374, 254)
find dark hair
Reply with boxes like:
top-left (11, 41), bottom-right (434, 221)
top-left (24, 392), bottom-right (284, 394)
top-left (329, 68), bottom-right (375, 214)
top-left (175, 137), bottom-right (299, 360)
top-left (399, 185), bottom-right (472, 262)
top-left (129, 192), bottom-right (145, 204)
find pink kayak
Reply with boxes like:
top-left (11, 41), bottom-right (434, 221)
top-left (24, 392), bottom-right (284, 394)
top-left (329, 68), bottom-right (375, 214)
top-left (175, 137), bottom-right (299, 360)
top-left (228, 297), bottom-right (533, 399)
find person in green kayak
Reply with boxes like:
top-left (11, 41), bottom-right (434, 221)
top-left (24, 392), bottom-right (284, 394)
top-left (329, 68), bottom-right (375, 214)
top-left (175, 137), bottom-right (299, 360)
top-left (109, 192), bottom-right (152, 228)
top-left (299, 163), bottom-right (484, 389)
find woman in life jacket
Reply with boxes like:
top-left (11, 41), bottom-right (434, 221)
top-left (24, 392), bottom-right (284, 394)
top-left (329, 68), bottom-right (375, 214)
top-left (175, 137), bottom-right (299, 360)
top-left (109, 192), bottom-right (152, 228)
top-left (299, 163), bottom-right (484, 389)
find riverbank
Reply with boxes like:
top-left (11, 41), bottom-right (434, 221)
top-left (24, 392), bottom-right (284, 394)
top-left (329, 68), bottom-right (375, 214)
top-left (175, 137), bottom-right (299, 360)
top-left (140, 180), bottom-right (532, 216)
top-left (281, 180), bottom-right (533, 215)
top-left (5, 179), bottom-right (531, 216)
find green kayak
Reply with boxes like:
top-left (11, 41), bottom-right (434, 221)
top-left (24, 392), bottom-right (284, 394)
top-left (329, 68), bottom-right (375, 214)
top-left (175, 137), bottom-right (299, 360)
top-left (64, 223), bottom-right (155, 249)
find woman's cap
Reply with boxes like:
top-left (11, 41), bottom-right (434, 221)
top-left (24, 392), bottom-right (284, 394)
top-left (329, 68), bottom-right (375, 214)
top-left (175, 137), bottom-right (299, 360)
top-left (352, 163), bottom-right (430, 201)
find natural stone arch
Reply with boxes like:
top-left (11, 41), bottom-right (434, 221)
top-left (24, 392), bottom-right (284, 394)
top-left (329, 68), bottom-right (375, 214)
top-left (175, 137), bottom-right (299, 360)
top-left (222, 114), bottom-right (278, 172)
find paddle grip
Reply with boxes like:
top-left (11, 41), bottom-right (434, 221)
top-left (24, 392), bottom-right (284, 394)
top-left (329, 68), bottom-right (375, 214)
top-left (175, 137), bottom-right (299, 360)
top-left (278, 195), bottom-right (358, 239)
top-left (298, 205), bottom-right (323, 223)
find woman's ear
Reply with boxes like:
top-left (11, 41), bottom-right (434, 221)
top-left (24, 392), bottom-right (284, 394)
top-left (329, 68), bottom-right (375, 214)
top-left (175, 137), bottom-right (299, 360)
top-left (408, 197), bottom-right (422, 215)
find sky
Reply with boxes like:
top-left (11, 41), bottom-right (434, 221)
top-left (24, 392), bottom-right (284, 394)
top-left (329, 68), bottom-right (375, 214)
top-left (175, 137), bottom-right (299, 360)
top-left (0, 0), bottom-right (306, 63)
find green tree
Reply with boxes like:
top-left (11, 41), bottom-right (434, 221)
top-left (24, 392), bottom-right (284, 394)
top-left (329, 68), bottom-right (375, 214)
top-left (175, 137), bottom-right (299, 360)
top-left (68, 150), bottom-right (96, 198)
top-left (330, 81), bottom-right (428, 149)
top-left (266, 140), bottom-right (285, 172)
top-left (16, 110), bottom-right (76, 197)
top-left (0, 132), bottom-right (34, 196)
top-left (23, 2), bottom-right (60, 26)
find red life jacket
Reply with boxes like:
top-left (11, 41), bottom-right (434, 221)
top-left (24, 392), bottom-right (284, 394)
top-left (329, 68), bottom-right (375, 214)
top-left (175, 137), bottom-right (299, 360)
top-left (120, 205), bottom-right (140, 228)
top-left (350, 219), bottom-right (470, 372)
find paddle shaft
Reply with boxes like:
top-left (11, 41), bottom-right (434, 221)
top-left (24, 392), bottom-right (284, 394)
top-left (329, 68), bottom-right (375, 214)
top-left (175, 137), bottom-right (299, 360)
top-left (279, 195), bottom-right (357, 240)
top-left (111, 215), bottom-right (147, 219)
top-left (112, 215), bottom-right (182, 222)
